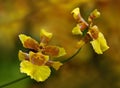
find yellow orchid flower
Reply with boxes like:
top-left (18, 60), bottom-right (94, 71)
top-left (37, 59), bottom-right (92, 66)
top-left (88, 26), bottom-right (109, 54)
top-left (18, 29), bottom-right (66, 82)
top-left (90, 32), bottom-right (109, 54)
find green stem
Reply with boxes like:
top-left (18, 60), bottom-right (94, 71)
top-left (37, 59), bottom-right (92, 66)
top-left (0, 76), bottom-right (29, 88)
top-left (61, 48), bottom-right (81, 63)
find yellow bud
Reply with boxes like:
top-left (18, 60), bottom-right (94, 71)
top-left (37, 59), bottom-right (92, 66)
top-left (71, 7), bottom-right (80, 20)
top-left (91, 9), bottom-right (100, 18)
top-left (40, 29), bottom-right (53, 39)
top-left (51, 61), bottom-right (63, 70)
top-left (57, 47), bottom-right (66, 57)
top-left (88, 9), bottom-right (100, 22)
top-left (72, 24), bottom-right (82, 35)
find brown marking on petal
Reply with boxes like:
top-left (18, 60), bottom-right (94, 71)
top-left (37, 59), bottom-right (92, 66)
top-left (30, 53), bottom-right (46, 66)
top-left (76, 15), bottom-right (89, 31)
top-left (89, 15), bottom-right (96, 21)
top-left (39, 45), bottom-right (43, 49)
top-left (45, 61), bottom-right (53, 66)
top-left (24, 54), bottom-right (29, 61)
top-left (43, 46), bottom-right (59, 56)
top-left (24, 38), bottom-right (39, 51)
top-left (89, 27), bottom-right (99, 39)
top-left (40, 36), bottom-right (50, 45)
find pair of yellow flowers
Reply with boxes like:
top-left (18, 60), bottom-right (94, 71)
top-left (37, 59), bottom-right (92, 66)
top-left (18, 7), bottom-right (109, 82)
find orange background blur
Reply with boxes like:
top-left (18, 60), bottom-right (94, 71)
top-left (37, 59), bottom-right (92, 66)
top-left (0, 0), bottom-right (120, 88)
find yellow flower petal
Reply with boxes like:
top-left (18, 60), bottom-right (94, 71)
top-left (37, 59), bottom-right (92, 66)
top-left (29, 51), bottom-right (49, 66)
top-left (72, 24), bottom-right (82, 35)
top-left (18, 50), bottom-right (29, 61)
top-left (51, 61), bottom-right (63, 70)
top-left (98, 32), bottom-right (109, 52)
top-left (19, 34), bottom-right (39, 51)
top-left (90, 32), bottom-right (109, 54)
top-left (20, 60), bottom-right (51, 82)
top-left (40, 29), bottom-right (53, 44)
top-left (71, 7), bottom-right (80, 20)
top-left (40, 29), bottom-right (53, 40)
top-left (90, 39), bottom-right (103, 54)
top-left (91, 9), bottom-right (100, 18)
top-left (57, 47), bottom-right (66, 57)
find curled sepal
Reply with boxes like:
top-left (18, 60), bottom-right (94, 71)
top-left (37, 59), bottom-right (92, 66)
top-left (40, 29), bottom-right (53, 44)
top-left (51, 61), bottom-right (63, 70)
top-left (71, 7), bottom-right (80, 20)
top-left (72, 24), bottom-right (82, 35)
top-left (20, 60), bottom-right (51, 82)
top-left (90, 32), bottom-right (109, 54)
top-left (19, 34), bottom-right (40, 51)
top-left (18, 50), bottom-right (29, 61)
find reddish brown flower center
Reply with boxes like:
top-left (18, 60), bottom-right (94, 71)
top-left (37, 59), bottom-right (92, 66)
top-left (89, 27), bottom-right (99, 39)
top-left (30, 53), bottom-right (46, 66)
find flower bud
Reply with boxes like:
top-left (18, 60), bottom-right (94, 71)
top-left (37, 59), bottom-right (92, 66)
top-left (88, 9), bottom-right (100, 22)
top-left (71, 7), bottom-right (80, 20)
top-left (92, 9), bottom-right (100, 18)
top-left (72, 24), bottom-right (82, 35)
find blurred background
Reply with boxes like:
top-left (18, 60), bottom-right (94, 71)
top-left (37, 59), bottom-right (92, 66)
top-left (0, 0), bottom-right (120, 88)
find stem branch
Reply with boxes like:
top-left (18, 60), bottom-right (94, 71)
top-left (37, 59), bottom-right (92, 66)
top-left (0, 76), bottom-right (28, 88)
top-left (61, 48), bottom-right (81, 63)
